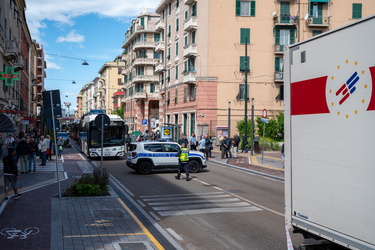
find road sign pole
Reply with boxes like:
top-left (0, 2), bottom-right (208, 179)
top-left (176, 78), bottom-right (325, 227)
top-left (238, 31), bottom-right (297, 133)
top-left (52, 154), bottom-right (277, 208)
top-left (50, 91), bottom-right (61, 199)
top-left (100, 115), bottom-right (104, 177)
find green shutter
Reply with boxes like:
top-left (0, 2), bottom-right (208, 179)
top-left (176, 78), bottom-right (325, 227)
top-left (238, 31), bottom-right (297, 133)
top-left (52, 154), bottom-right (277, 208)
top-left (184, 87), bottom-right (187, 102)
top-left (352, 4), bottom-right (362, 19)
top-left (240, 28), bottom-right (250, 44)
top-left (290, 29), bottom-right (295, 44)
top-left (275, 57), bottom-right (280, 71)
top-left (250, 1), bottom-right (256, 16)
top-left (236, 0), bottom-right (241, 16)
top-left (154, 33), bottom-right (160, 42)
top-left (176, 42), bottom-right (179, 55)
top-left (240, 56), bottom-right (250, 71)
top-left (192, 3), bottom-right (197, 16)
top-left (275, 29), bottom-right (280, 45)
top-left (175, 65), bottom-right (179, 79)
top-left (176, 18), bottom-right (179, 31)
top-left (140, 17), bottom-right (144, 26)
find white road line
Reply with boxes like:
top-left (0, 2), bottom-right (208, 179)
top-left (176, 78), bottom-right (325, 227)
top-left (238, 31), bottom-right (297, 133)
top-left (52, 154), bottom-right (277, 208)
top-left (149, 212), bottom-right (161, 221)
top-left (148, 198), bottom-right (240, 206)
top-left (166, 228), bottom-right (183, 241)
top-left (137, 200), bottom-right (146, 207)
top-left (142, 194), bottom-right (231, 202)
top-left (159, 206), bottom-right (262, 216)
top-left (140, 191), bottom-right (223, 198)
top-left (153, 202), bottom-right (251, 211)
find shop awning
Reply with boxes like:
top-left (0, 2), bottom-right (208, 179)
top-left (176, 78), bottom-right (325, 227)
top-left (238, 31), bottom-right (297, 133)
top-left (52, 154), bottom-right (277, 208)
top-left (0, 114), bottom-right (15, 133)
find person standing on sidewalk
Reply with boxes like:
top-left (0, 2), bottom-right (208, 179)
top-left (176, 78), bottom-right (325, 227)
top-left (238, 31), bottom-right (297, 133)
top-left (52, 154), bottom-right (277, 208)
top-left (57, 137), bottom-right (64, 160)
top-left (232, 134), bottom-right (240, 158)
top-left (224, 135), bottom-right (232, 158)
top-left (175, 143), bottom-right (191, 181)
top-left (3, 148), bottom-right (22, 201)
top-left (45, 135), bottom-right (52, 161)
top-left (38, 136), bottom-right (47, 166)
top-left (241, 133), bottom-right (248, 153)
top-left (28, 137), bottom-right (38, 172)
top-left (16, 138), bottom-right (29, 174)
top-left (189, 132), bottom-right (197, 151)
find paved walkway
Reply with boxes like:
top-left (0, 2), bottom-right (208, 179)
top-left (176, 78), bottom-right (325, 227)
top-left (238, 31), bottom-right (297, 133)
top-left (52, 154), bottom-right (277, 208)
top-left (0, 142), bottom-right (284, 249)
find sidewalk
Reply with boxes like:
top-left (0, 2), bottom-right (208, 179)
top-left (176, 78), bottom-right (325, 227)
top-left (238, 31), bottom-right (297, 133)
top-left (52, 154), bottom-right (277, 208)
top-left (0, 144), bottom-right (284, 249)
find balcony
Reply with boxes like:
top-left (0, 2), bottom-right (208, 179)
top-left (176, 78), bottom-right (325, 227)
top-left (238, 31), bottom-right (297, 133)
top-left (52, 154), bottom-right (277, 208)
top-left (274, 15), bottom-right (297, 26)
top-left (274, 44), bottom-right (284, 54)
top-left (4, 40), bottom-right (19, 61)
top-left (307, 16), bottom-right (330, 28)
top-left (274, 71), bottom-right (284, 82)
top-left (155, 41), bottom-right (165, 52)
top-left (184, 16), bottom-right (197, 31)
top-left (133, 41), bottom-right (156, 51)
top-left (155, 62), bottom-right (165, 73)
top-left (182, 71), bottom-right (197, 84)
top-left (183, 44), bottom-right (197, 58)
top-left (133, 91), bottom-right (147, 100)
top-left (155, 19), bottom-right (165, 32)
top-left (184, 0), bottom-right (196, 4)
top-left (132, 75), bottom-right (159, 83)
top-left (132, 58), bottom-right (159, 67)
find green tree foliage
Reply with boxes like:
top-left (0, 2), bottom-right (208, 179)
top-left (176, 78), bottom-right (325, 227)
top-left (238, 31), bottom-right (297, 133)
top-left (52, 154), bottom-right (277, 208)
top-left (113, 105), bottom-right (125, 119)
top-left (256, 112), bottom-right (284, 141)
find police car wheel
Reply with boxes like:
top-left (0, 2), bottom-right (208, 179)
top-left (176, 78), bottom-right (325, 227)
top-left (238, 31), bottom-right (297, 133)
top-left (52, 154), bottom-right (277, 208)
top-left (188, 160), bottom-right (200, 173)
top-left (137, 161), bottom-right (152, 175)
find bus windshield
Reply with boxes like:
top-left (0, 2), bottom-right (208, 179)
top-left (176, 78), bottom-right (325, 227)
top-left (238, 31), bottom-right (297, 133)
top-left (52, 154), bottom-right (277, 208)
top-left (89, 127), bottom-right (124, 148)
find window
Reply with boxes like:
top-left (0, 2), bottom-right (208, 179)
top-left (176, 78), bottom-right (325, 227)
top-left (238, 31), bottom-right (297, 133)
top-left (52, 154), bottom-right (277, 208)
top-left (140, 17), bottom-right (144, 26)
top-left (154, 33), bottom-right (160, 42)
top-left (190, 113), bottom-right (195, 133)
top-left (352, 3), bottom-right (362, 19)
top-left (275, 28), bottom-right (295, 51)
top-left (117, 78), bottom-right (122, 85)
top-left (176, 42), bottom-right (179, 55)
top-left (174, 114), bottom-right (178, 124)
top-left (168, 3), bottom-right (172, 15)
top-left (184, 35), bottom-right (188, 46)
top-left (275, 57), bottom-right (284, 72)
top-left (184, 10), bottom-right (188, 20)
top-left (237, 84), bottom-right (249, 100)
top-left (189, 85), bottom-right (196, 101)
top-left (312, 30), bottom-right (322, 36)
top-left (135, 83), bottom-right (144, 92)
top-left (175, 89), bottom-right (178, 103)
top-left (192, 31), bottom-right (196, 44)
top-left (176, 0), bottom-right (179, 8)
top-left (163, 144), bottom-right (179, 152)
top-left (136, 67), bottom-right (144, 75)
top-left (192, 3), bottom-right (197, 16)
top-left (175, 65), bottom-right (179, 79)
top-left (184, 58), bottom-right (195, 72)
top-left (184, 87), bottom-right (187, 102)
top-left (150, 83), bottom-right (155, 93)
top-left (280, 2), bottom-right (290, 23)
top-left (168, 25), bottom-right (171, 37)
top-left (176, 18), bottom-right (179, 31)
top-left (236, 0), bottom-right (256, 17)
top-left (309, 2), bottom-right (323, 24)
top-left (240, 56), bottom-right (250, 71)
top-left (145, 144), bottom-right (163, 152)
top-left (240, 28), bottom-right (250, 44)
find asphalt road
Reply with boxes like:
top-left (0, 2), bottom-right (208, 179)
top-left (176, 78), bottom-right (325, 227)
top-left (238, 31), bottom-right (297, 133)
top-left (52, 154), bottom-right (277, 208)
top-left (101, 157), bottom-right (305, 249)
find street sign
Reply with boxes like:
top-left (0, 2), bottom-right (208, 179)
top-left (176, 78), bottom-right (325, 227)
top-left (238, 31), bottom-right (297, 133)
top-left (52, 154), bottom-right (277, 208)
top-left (94, 114), bottom-right (110, 129)
top-left (150, 118), bottom-right (157, 128)
top-left (260, 118), bottom-right (269, 123)
top-left (142, 119), bottom-right (148, 126)
top-left (262, 109), bottom-right (267, 118)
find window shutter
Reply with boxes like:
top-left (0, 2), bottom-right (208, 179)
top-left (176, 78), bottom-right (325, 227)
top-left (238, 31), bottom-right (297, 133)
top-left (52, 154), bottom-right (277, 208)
top-left (250, 1), bottom-right (256, 16)
top-left (275, 57), bottom-right (280, 72)
top-left (240, 56), bottom-right (250, 71)
top-left (275, 29), bottom-right (280, 45)
top-left (236, 0), bottom-right (241, 16)
top-left (240, 28), bottom-right (250, 44)
top-left (290, 29), bottom-right (295, 44)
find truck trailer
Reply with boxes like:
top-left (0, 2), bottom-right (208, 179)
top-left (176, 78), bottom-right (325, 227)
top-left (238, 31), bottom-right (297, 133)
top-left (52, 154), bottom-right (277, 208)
top-left (284, 15), bottom-right (375, 249)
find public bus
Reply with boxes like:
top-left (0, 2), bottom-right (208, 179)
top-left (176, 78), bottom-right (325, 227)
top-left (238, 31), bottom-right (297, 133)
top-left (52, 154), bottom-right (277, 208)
top-left (79, 112), bottom-right (126, 158)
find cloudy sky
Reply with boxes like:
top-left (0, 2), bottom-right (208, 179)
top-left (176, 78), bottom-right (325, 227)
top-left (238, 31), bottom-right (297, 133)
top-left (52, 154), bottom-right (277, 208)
top-left (25, 0), bottom-right (160, 113)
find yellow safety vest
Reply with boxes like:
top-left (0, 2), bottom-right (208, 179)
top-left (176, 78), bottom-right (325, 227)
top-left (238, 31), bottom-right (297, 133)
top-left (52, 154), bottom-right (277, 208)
top-left (179, 147), bottom-right (189, 162)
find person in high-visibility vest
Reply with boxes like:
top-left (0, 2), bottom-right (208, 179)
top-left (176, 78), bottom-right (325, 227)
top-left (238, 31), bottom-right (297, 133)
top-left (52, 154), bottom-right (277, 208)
top-left (175, 143), bottom-right (191, 181)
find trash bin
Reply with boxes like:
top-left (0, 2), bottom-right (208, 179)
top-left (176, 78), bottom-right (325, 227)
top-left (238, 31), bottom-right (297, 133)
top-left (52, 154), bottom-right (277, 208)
top-left (253, 136), bottom-right (260, 154)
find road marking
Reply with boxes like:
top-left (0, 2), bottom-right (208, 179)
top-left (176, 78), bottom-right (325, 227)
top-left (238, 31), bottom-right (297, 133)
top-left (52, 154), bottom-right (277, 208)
top-left (166, 228), bottom-right (183, 241)
top-left (1, 227), bottom-right (40, 239)
top-left (117, 198), bottom-right (165, 250)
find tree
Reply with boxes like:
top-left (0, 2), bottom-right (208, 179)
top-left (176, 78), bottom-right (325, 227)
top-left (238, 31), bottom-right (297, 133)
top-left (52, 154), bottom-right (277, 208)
top-left (256, 112), bottom-right (284, 141)
top-left (113, 105), bottom-right (125, 119)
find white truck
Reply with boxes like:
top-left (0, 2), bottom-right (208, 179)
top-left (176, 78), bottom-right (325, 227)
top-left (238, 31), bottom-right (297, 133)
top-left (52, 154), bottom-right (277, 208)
top-left (284, 15), bottom-right (375, 249)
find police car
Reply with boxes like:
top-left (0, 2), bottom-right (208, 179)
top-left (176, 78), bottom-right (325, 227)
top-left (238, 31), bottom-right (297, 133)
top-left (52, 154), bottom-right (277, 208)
top-left (126, 141), bottom-right (207, 175)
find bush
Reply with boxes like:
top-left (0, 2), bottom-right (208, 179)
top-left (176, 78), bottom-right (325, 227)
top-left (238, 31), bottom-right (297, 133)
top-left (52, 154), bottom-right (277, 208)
top-left (65, 168), bottom-right (109, 197)
top-left (259, 137), bottom-right (281, 151)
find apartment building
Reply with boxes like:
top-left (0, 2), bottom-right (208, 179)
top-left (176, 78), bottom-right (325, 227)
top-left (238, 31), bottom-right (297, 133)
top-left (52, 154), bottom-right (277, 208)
top-left (147, 0), bottom-right (375, 138)
top-left (121, 11), bottom-right (161, 131)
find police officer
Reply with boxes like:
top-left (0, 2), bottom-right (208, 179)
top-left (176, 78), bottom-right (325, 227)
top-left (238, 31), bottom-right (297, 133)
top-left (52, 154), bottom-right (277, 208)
top-left (175, 143), bottom-right (191, 181)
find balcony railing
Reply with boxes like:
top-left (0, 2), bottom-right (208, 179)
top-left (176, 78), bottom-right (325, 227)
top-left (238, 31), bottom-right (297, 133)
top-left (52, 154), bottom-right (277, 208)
top-left (274, 15), bottom-right (297, 25)
top-left (183, 44), bottom-right (197, 58)
top-left (133, 91), bottom-right (147, 99)
top-left (155, 41), bottom-right (165, 52)
top-left (307, 16), bottom-right (330, 27)
top-left (182, 71), bottom-right (197, 84)
top-left (274, 71), bottom-right (284, 82)
top-left (132, 75), bottom-right (159, 83)
top-left (4, 40), bottom-right (19, 61)
top-left (133, 41), bottom-right (156, 51)
top-left (274, 44), bottom-right (284, 54)
top-left (155, 62), bottom-right (165, 73)
top-left (155, 19), bottom-right (165, 31)
top-left (184, 16), bottom-right (197, 31)
top-left (132, 58), bottom-right (159, 67)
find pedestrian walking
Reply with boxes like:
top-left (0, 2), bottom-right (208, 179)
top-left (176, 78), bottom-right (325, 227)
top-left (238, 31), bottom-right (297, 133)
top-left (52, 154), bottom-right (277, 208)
top-left (3, 148), bottom-right (22, 201)
top-left (28, 137), bottom-right (38, 172)
top-left (232, 134), bottom-right (240, 158)
top-left (57, 137), bottom-right (64, 159)
top-left (16, 138), bottom-right (29, 174)
top-left (224, 135), bottom-right (232, 158)
top-left (38, 136), bottom-right (47, 166)
top-left (45, 135), bottom-right (52, 161)
top-left (205, 135), bottom-right (212, 159)
top-left (219, 137), bottom-right (226, 159)
top-left (6, 134), bottom-right (15, 154)
top-left (189, 132), bottom-right (197, 151)
top-left (125, 134), bottom-right (131, 152)
top-left (175, 143), bottom-right (191, 181)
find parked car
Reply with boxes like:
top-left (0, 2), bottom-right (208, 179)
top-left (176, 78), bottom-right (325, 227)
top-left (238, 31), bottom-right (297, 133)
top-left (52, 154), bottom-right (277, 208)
top-left (126, 141), bottom-right (207, 175)
top-left (57, 132), bottom-right (70, 146)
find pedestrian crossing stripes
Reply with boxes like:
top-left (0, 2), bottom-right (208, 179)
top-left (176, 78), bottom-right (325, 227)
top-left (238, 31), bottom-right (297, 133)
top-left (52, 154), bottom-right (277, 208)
top-left (139, 192), bottom-right (262, 216)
